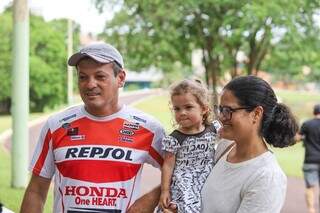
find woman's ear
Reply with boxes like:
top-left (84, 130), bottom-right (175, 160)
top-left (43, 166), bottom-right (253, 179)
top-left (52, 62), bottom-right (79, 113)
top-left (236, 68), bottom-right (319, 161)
top-left (252, 106), bottom-right (264, 124)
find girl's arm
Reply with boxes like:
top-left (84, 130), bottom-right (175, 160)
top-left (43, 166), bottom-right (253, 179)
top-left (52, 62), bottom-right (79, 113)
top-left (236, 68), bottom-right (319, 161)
top-left (159, 151), bottom-right (176, 209)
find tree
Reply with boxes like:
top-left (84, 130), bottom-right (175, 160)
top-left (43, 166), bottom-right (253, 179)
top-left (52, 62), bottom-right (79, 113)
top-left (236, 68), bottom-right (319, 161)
top-left (95, 0), bottom-right (320, 97)
top-left (0, 8), bottom-right (80, 113)
top-left (0, 10), bottom-right (13, 113)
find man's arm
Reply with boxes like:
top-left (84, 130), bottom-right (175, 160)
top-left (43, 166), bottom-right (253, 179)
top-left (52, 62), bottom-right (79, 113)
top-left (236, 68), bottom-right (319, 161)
top-left (127, 185), bottom-right (161, 213)
top-left (20, 174), bottom-right (51, 213)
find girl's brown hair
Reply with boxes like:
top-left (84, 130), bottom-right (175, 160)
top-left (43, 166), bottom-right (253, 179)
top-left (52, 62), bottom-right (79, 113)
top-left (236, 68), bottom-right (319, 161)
top-left (169, 79), bottom-right (212, 125)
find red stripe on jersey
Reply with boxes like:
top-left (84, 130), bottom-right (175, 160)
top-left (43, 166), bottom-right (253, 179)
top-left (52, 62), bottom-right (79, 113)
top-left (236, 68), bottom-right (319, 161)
top-left (33, 130), bottom-right (52, 175)
top-left (56, 160), bottom-right (142, 183)
top-left (149, 147), bottom-right (163, 166)
top-left (52, 117), bottom-right (154, 151)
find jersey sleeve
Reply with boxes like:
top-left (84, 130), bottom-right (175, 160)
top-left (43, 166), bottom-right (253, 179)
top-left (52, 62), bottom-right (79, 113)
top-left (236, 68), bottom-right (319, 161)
top-left (29, 120), bottom-right (55, 179)
top-left (162, 135), bottom-right (181, 154)
top-left (146, 124), bottom-right (165, 168)
top-left (236, 167), bottom-right (287, 213)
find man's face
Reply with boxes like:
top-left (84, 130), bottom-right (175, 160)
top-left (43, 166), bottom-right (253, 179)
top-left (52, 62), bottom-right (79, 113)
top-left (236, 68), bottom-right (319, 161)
top-left (77, 59), bottom-right (125, 116)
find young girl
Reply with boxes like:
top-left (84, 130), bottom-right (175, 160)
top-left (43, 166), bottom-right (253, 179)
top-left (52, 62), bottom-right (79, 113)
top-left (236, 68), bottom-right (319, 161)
top-left (158, 79), bottom-right (220, 213)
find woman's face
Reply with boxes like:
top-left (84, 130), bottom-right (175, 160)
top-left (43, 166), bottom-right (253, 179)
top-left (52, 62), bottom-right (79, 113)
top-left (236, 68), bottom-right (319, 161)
top-left (218, 89), bottom-right (255, 142)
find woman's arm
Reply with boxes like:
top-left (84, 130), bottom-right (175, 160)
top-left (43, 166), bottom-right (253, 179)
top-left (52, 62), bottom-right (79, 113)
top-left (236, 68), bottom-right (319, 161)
top-left (159, 151), bottom-right (176, 209)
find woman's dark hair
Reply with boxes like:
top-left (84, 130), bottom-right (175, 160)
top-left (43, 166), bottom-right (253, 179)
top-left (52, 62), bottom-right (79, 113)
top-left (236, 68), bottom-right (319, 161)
top-left (224, 75), bottom-right (298, 148)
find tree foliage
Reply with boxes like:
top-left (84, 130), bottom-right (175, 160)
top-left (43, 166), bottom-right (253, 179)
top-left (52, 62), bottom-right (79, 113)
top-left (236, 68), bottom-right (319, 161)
top-left (96, 0), bottom-right (320, 96)
top-left (0, 9), bottom-right (80, 113)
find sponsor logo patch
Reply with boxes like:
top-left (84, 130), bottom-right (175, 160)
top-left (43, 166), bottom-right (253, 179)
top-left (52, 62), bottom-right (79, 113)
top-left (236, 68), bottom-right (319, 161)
top-left (132, 116), bottom-right (146, 123)
top-left (70, 135), bottom-right (85, 141)
top-left (62, 123), bottom-right (71, 129)
top-left (67, 127), bottom-right (79, 136)
top-left (119, 136), bottom-right (133, 143)
top-left (123, 121), bottom-right (140, 130)
top-left (59, 113), bottom-right (76, 122)
top-left (119, 129), bottom-right (135, 136)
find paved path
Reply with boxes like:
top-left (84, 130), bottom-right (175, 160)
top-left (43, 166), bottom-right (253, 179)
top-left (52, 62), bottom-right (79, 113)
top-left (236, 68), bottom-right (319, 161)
top-left (1, 90), bottom-right (316, 213)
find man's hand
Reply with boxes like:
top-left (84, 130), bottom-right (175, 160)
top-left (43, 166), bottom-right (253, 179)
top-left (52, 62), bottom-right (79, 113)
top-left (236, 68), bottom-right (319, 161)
top-left (127, 186), bottom-right (161, 213)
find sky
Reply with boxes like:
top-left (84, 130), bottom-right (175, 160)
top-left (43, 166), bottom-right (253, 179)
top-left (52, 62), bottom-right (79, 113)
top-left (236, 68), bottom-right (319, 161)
top-left (0, 0), bottom-right (115, 34)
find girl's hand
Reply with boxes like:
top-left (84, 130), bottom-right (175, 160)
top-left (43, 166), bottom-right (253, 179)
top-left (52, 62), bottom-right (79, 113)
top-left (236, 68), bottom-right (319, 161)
top-left (159, 190), bottom-right (171, 209)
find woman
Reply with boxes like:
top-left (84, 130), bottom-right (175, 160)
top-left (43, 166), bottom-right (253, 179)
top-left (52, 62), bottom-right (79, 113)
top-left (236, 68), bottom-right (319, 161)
top-left (201, 75), bottom-right (298, 213)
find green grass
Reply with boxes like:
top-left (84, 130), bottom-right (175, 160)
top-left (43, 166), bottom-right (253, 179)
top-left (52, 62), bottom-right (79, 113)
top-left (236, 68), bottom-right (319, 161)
top-left (0, 146), bottom-right (53, 212)
top-left (276, 89), bottom-right (320, 122)
top-left (271, 143), bottom-right (304, 178)
top-left (0, 113), bottom-right (48, 134)
top-left (132, 94), bottom-right (174, 133)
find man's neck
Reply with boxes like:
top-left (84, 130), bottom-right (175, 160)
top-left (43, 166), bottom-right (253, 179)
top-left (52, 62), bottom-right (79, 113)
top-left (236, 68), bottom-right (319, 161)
top-left (85, 104), bottom-right (122, 117)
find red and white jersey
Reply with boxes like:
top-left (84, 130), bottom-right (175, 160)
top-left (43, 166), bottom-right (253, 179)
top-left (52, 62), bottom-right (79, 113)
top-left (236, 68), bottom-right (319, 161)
top-left (30, 105), bottom-right (165, 213)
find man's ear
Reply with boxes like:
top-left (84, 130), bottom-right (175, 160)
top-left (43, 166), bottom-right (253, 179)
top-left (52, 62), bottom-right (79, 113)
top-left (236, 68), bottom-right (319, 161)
top-left (118, 70), bottom-right (126, 88)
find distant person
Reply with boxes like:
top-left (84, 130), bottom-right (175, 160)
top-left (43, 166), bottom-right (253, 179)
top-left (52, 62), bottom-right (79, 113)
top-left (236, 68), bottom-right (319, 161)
top-left (20, 42), bottom-right (165, 213)
top-left (296, 104), bottom-right (320, 213)
top-left (201, 75), bottom-right (298, 213)
top-left (158, 79), bottom-right (220, 213)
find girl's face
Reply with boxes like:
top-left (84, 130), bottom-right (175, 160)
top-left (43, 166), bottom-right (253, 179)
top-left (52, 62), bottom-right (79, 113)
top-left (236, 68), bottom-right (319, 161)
top-left (171, 93), bottom-right (207, 133)
top-left (218, 89), bottom-right (256, 141)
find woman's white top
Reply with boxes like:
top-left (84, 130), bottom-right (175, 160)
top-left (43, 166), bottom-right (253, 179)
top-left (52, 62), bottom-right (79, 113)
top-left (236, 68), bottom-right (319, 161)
top-left (201, 147), bottom-right (287, 213)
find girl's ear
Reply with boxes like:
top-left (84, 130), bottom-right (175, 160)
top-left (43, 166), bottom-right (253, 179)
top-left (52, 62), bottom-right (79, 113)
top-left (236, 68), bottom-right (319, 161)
top-left (202, 105), bottom-right (209, 114)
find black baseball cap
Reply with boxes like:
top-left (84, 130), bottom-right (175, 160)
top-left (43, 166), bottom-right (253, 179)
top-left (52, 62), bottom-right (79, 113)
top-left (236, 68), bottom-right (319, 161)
top-left (314, 104), bottom-right (320, 115)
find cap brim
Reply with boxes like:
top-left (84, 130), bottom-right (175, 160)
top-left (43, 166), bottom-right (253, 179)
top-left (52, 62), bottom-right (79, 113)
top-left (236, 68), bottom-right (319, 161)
top-left (68, 53), bottom-right (113, 66)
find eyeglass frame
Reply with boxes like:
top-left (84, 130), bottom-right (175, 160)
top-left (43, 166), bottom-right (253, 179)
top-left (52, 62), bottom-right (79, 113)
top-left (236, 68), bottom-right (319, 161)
top-left (214, 105), bottom-right (254, 121)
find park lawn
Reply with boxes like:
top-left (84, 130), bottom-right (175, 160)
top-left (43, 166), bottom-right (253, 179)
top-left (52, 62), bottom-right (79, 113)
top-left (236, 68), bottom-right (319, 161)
top-left (276, 89), bottom-right (320, 122)
top-left (270, 143), bottom-right (304, 178)
top-left (0, 113), bottom-right (45, 134)
top-left (0, 145), bottom-right (53, 212)
top-left (132, 94), bottom-right (174, 133)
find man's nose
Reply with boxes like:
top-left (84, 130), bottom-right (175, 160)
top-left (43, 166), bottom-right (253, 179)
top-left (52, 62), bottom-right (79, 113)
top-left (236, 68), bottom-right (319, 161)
top-left (86, 77), bottom-right (97, 89)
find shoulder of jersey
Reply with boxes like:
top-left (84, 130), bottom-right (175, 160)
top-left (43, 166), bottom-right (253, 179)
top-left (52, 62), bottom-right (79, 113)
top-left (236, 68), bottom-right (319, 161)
top-left (122, 106), bottom-right (163, 130)
top-left (46, 105), bottom-right (84, 131)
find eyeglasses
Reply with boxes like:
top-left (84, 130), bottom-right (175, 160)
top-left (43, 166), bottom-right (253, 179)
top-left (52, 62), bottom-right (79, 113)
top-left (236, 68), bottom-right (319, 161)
top-left (214, 105), bottom-right (253, 121)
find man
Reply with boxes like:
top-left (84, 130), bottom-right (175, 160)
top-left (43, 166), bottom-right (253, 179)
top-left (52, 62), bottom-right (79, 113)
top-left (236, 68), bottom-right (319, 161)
top-left (297, 104), bottom-right (320, 213)
top-left (20, 42), bottom-right (165, 213)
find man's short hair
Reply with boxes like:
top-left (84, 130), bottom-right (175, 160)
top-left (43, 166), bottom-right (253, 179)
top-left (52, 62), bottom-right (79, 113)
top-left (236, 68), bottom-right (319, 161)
top-left (68, 42), bottom-right (124, 68)
top-left (313, 104), bottom-right (320, 115)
